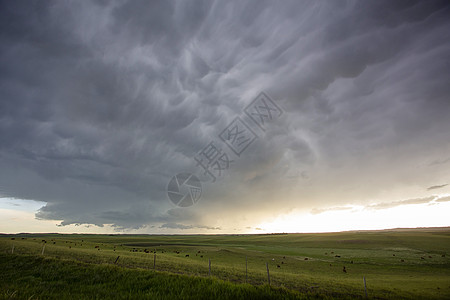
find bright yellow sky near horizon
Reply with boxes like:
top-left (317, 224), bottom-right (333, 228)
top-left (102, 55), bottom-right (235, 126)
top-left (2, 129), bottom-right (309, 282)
top-left (1, 195), bottom-right (449, 234)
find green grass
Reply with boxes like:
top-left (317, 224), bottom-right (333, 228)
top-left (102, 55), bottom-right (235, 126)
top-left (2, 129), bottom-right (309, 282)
top-left (1, 228), bottom-right (449, 299)
top-left (0, 254), bottom-right (314, 300)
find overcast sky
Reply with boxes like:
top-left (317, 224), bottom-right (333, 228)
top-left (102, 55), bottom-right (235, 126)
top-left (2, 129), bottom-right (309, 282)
top-left (1, 0), bottom-right (449, 233)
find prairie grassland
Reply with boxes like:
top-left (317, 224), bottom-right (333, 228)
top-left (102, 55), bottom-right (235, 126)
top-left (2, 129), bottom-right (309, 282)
top-left (0, 228), bottom-right (449, 299)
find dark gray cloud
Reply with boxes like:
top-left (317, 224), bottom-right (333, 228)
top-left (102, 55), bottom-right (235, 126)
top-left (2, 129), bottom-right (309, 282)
top-left (429, 157), bottom-right (450, 166)
top-left (427, 184), bottom-right (448, 190)
top-left (0, 0), bottom-right (449, 231)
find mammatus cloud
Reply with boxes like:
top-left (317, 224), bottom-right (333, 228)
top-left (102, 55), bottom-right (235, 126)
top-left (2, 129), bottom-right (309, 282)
top-left (0, 0), bottom-right (449, 231)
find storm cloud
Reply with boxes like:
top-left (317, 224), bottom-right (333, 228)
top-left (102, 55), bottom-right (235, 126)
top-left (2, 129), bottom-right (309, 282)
top-left (0, 0), bottom-right (449, 231)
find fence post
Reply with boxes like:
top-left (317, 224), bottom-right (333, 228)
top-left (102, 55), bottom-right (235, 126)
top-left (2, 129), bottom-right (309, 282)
top-left (41, 244), bottom-right (45, 255)
top-left (266, 262), bottom-right (270, 286)
top-left (209, 258), bottom-right (211, 276)
top-left (154, 253), bottom-right (156, 270)
top-left (11, 245), bottom-right (14, 254)
top-left (363, 276), bottom-right (368, 298)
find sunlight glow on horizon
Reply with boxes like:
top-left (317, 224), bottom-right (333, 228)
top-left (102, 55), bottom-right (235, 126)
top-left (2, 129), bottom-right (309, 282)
top-left (1, 196), bottom-right (449, 234)
top-left (253, 200), bottom-right (450, 234)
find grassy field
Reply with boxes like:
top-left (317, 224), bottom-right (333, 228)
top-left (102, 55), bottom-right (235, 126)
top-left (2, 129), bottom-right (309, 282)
top-left (0, 228), bottom-right (449, 299)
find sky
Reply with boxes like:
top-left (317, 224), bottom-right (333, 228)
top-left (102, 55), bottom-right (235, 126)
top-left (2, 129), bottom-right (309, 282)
top-left (0, 0), bottom-right (449, 234)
